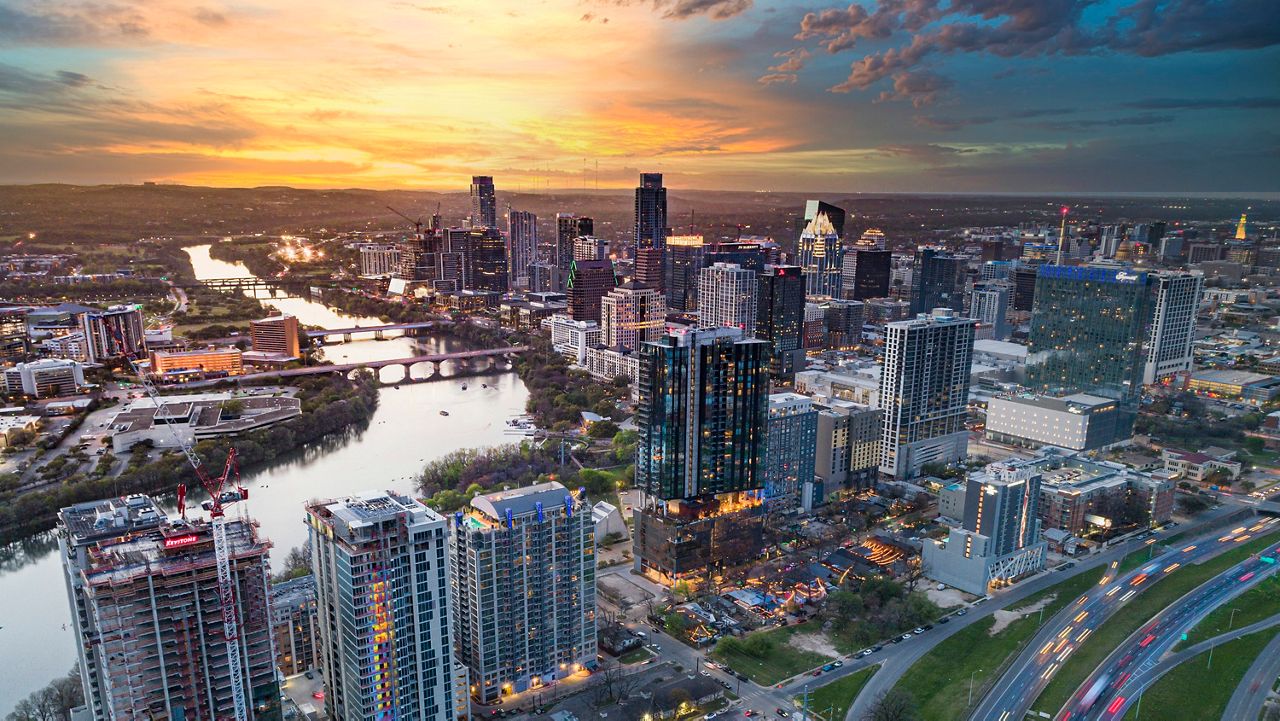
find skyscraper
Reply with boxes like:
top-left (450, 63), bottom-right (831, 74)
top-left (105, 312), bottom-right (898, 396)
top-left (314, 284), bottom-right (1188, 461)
top-left (507, 210), bottom-right (537, 289)
top-left (1027, 266), bottom-right (1152, 401)
top-left (633, 326), bottom-right (769, 583)
top-left (1143, 272), bottom-right (1203, 385)
top-left (841, 248), bottom-right (891, 300)
top-left (59, 495), bottom-right (280, 721)
top-left (462, 226), bottom-right (508, 293)
top-left (1011, 265), bottom-right (1038, 312)
top-left (566, 258), bottom-right (616, 323)
top-left (822, 299), bottom-right (865, 350)
top-left (797, 213), bottom-right (843, 297)
top-left (879, 309), bottom-right (975, 479)
top-left (80, 304), bottom-right (145, 363)
top-left (803, 200), bottom-right (846, 239)
top-left (969, 281), bottom-right (1011, 340)
top-left (756, 265), bottom-right (806, 379)
top-left (634, 172), bottom-right (668, 250)
top-left (664, 234), bottom-right (705, 312)
top-left (573, 235), bottom-right (608, 261)
top-left (470, 175), bottom-right (496, 228)
top-left (601, 282), bottom-right (664, 351)
top-left (448, 482), bottom-right (596, 704)
top-left (764, 392), bottom-right (818, 509)
top-left (554, 214), bottom-right (593, 291)
top-left (634, 245), bottom-right (664, 292)
top-left (698, 262), bottom-right (757, 333)
top-left (307, 491), bottom-right (459, 721)
top-left (910, 247), bottom-right (966, 314)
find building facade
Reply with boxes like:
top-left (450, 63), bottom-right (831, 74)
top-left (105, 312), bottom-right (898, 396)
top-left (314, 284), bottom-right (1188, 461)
top-left (58, 495), bottom-right (281, 721)
top-left (80, 304), bottom-right (145, 364)
top-left (566, 258), bottom-right (616, 324)
top-left (756, 265), bottom-right (806, 379)
top-left (879, 309), bottom-right (975, 479)
top-left (910, 247), bottom-right (966, 315)
top-left (632, 326), bottom-right (769, 584)
top-left (307, 491), bottom-right (459, 721)
top-left (250, 314), bottom-right (301, 359)
top-left (969, 281), bottom-right (1011, 341)
top-left (664, 235), bottom-right (705, 312)
top-left (600, 282), bottom-right (664, 352)
top-left (359, 243), bottom-right (401, 277)
top-left (448, 482), bottom-right (596, 704)
top-left (271, 575), bottom-right (320, 677)
top-left (698, 262), bottom-right (757, 334)
top-left (635, 172), bottom-right (668, 251)
top-left (470, 175), bottom-right (497, 228)
top-left (985, 393), bottom-right (1125, 451)
top-left (797, 213), bottom-right (842, 297)
top-left (149, 347), bottom-right (244, 378)
top-left (507, 210), bottom-right (538, 289)
top-left (1143, 271), bottom-right (1203, 385)
top-left (763, 393), bottom-right (817, 508)
top-left (1, 358), bottom-right (85, 397)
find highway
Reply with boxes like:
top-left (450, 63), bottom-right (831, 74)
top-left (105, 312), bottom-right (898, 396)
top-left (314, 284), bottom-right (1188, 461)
top-left (1222, 621), bottom-right (1280, 721)
top-left (972, 514), bottom-right (1279, 721)
top-left (1063, 523), bottom-right (1280, 720)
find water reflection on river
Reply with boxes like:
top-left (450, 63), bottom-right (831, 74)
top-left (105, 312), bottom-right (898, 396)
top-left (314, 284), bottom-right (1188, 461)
top-left (0, 245), bottom-right (528, 711)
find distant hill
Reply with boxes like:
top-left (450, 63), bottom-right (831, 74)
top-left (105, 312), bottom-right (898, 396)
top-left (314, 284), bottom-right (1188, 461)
top-left (0, 183), bottom-right (1271, 251)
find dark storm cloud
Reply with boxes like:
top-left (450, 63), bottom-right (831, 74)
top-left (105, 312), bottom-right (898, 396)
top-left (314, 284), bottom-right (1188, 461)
top-left (0, 2), bottom-right (150, 45)
top-left (784, 0), bottom-right (1280, 102)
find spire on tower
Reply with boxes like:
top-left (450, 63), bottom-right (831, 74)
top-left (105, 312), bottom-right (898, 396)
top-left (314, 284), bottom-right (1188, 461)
top-left (1235, 213), bottom-right (1248, 240)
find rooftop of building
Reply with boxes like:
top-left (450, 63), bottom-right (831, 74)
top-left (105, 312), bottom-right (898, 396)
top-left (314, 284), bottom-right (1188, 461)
top-left (270, 574), bottom-right (315, 609)
top-left (109, 395), bottom-right (300, 434)
top-left (1190, 368), bottom-right (1275, 385)
top-left (972, 339), bottom-right (1029, 359)
top-left (468, 481), bottom-right (576, 526)
top-left (60, 494), bottom-right (167, 547)
top-left (317, 489), bottom-right (428, 527)
top-left (151, 346), bottom-right (241, 359)
top-left (252, 313), bottom-right (296, 323)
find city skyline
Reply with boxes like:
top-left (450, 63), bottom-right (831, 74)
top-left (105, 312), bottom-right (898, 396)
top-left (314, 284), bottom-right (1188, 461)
top-left (1, 1), bottom-right (1276, 192)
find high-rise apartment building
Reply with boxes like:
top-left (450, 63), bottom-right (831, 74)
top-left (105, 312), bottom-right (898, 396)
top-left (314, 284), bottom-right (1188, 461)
top-left (814, 398), bottom-right (883, 495)
top-left (854, 228), bottom-right (886, 250)
top-left (601, 282), bottom-right (664, 351)
top-left (698, 262), bottom-right (757, 334)
top-left (58, 495), bottom-right (280, 721)
top-left (822, 299), bottom-right (865, 350)
top-left (634, 245), bottom-right (664, 292)
top-left (80, 304), bottom-right (145, 363)
top-left (470, 175), bottom-right (497, 228)
top-left (1, 358), bottom-right (85, 397)
top-left (1143, 271), bottom-right (1203, 385)
top-left (632, 326), bottom-right (769, 584)
top-left (566, 258), bottom-right (616, 324)
top-left (763, 393), bottom-right (817, 509)
top-left (910, 247), bottom-right (966, 315)
top-left (448, 482), bottom-right (596, 704)
top-left (573, 235), bottom-right (608, 261)
top-left (250, 313), bottom-right (301, 359)
top-left (797, 213), bottom-right (843, 297)
top-left (969, 281), bottom-right (1011, 340)
top-left (879, 309), bottom-right (975, 479)
top-left (307, 491), bottom-right (459, 721)
top-left (841, 248), bottom-right (891, 301)
top-left (634, 172), bottom-right (668, 250)
top-left (664, 234), bottom-right (705, 312)
top-left (1011, 265), bottom-right (1038, 312)
top-left (359, 243), bottom-right (401, 277)
top-left (756, 265), bottom-right (806, 379)
top-left (507, 210), bottom-right (538, 289)
top-left (924, 460), bottom-right (1046, 595)
top-left (554, 214), bottom-right (593, 291)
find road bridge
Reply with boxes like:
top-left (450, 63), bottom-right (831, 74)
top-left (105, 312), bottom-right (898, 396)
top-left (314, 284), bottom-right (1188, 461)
top-left (167, 346), bottom-right (529, 388)
top-left (306, 321), bottom-right (441, 342)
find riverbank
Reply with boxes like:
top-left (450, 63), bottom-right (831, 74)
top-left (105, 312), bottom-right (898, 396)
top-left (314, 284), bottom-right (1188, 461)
top-left (0, 374), bottom-right (379, 545)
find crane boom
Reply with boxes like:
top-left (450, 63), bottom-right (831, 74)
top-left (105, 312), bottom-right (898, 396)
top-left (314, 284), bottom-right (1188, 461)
top-left (107, 324), bottom-right (250, 721)
top-left (385, 205), bottom-right (423, 235)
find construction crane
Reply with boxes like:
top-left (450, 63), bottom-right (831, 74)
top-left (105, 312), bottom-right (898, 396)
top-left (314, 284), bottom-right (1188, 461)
top-left (106, 324), bottom-right (251, 721)
top-left (386, 205), bottom-right (423, 235)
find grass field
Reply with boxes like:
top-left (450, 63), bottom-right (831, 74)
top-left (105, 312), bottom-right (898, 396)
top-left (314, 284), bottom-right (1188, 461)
top-left (618, 647), bottom-right (653, 665)
top-left (892, 566), bottom-right (1103, 721)
top-left (1032, 530), bottom-right (1280, 716)
top-left (796, 666), bottom-right (878, 721)
top-left (711, 624), bottom-right (834, 686)
top-left (1121, 629), bottom-right (1279, 720)
top-left (1175, 574), bottom-right (1280, 650)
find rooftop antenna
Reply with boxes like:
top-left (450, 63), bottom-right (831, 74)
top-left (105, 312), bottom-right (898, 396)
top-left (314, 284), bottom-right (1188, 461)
top-left (1056, 205), bottom-right (1069, 265)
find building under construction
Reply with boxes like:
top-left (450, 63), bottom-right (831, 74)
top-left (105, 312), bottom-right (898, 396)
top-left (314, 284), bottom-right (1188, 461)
top-left (58, 494), bottom-right (281, 721)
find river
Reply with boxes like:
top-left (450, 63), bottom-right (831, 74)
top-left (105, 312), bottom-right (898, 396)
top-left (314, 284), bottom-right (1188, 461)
top-left (0, 245), bottom-right (529, 712)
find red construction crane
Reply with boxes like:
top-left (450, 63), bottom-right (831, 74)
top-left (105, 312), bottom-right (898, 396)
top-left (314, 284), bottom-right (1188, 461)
top-left (107, 324), bottom-right (250, 721)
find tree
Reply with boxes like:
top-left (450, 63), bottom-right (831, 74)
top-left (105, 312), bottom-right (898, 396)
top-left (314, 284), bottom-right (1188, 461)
top-left (863, 689), bottom-right (919, 721)
top-left (6, 666), bottom-right (83, 721)
top-left (1178, 494), bottom-right (1212, 515)
top-left (588, 420), bottom-right (620, 440)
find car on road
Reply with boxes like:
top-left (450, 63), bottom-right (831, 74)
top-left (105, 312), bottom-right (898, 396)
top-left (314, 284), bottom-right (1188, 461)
top-left (956, 609), bottom-right (968, 616)
top-left (719, 680), bottom-right (732, 689)
top-left (821, 663), bottom-right (835, 672)
top-left (700, 670), bottom-right (711, 677)
top-left (913, 627), bottom-right (925, 635)
top-left (891, 636), bottom-right (903, 644)
top-left (938, 617), bottom-right (950, 624)
top-left (776, 709), bottom-right (791, 718)
top-left (811, 670), bottom-right (822, 676)
top-left (833, 660), bottom-right (843, 667)
top-left (735, 672), bottom-right (748, 681)
top-left (858, 649), bottom-right (872, 657)
top-left (901, 633), bottom-right (913, 640)
top-left (872, 645), bottom-right (883, 653)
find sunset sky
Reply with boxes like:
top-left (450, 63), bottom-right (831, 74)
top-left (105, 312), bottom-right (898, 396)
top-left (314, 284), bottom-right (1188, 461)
top-left (1, 0), bottom-right (1277, 192)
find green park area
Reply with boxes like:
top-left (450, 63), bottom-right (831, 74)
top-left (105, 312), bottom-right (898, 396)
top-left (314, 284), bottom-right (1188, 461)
top-left (894, 567), bottom-right (1100, 721)
top-left (711, 623), bottom-right (834, 686)
top-left (796, 666), bottom-right (878, 721)
top-left (1032, 530), bottom-right (1280, 716)
top-left (1122, 629), bottom-right (1279, 720)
